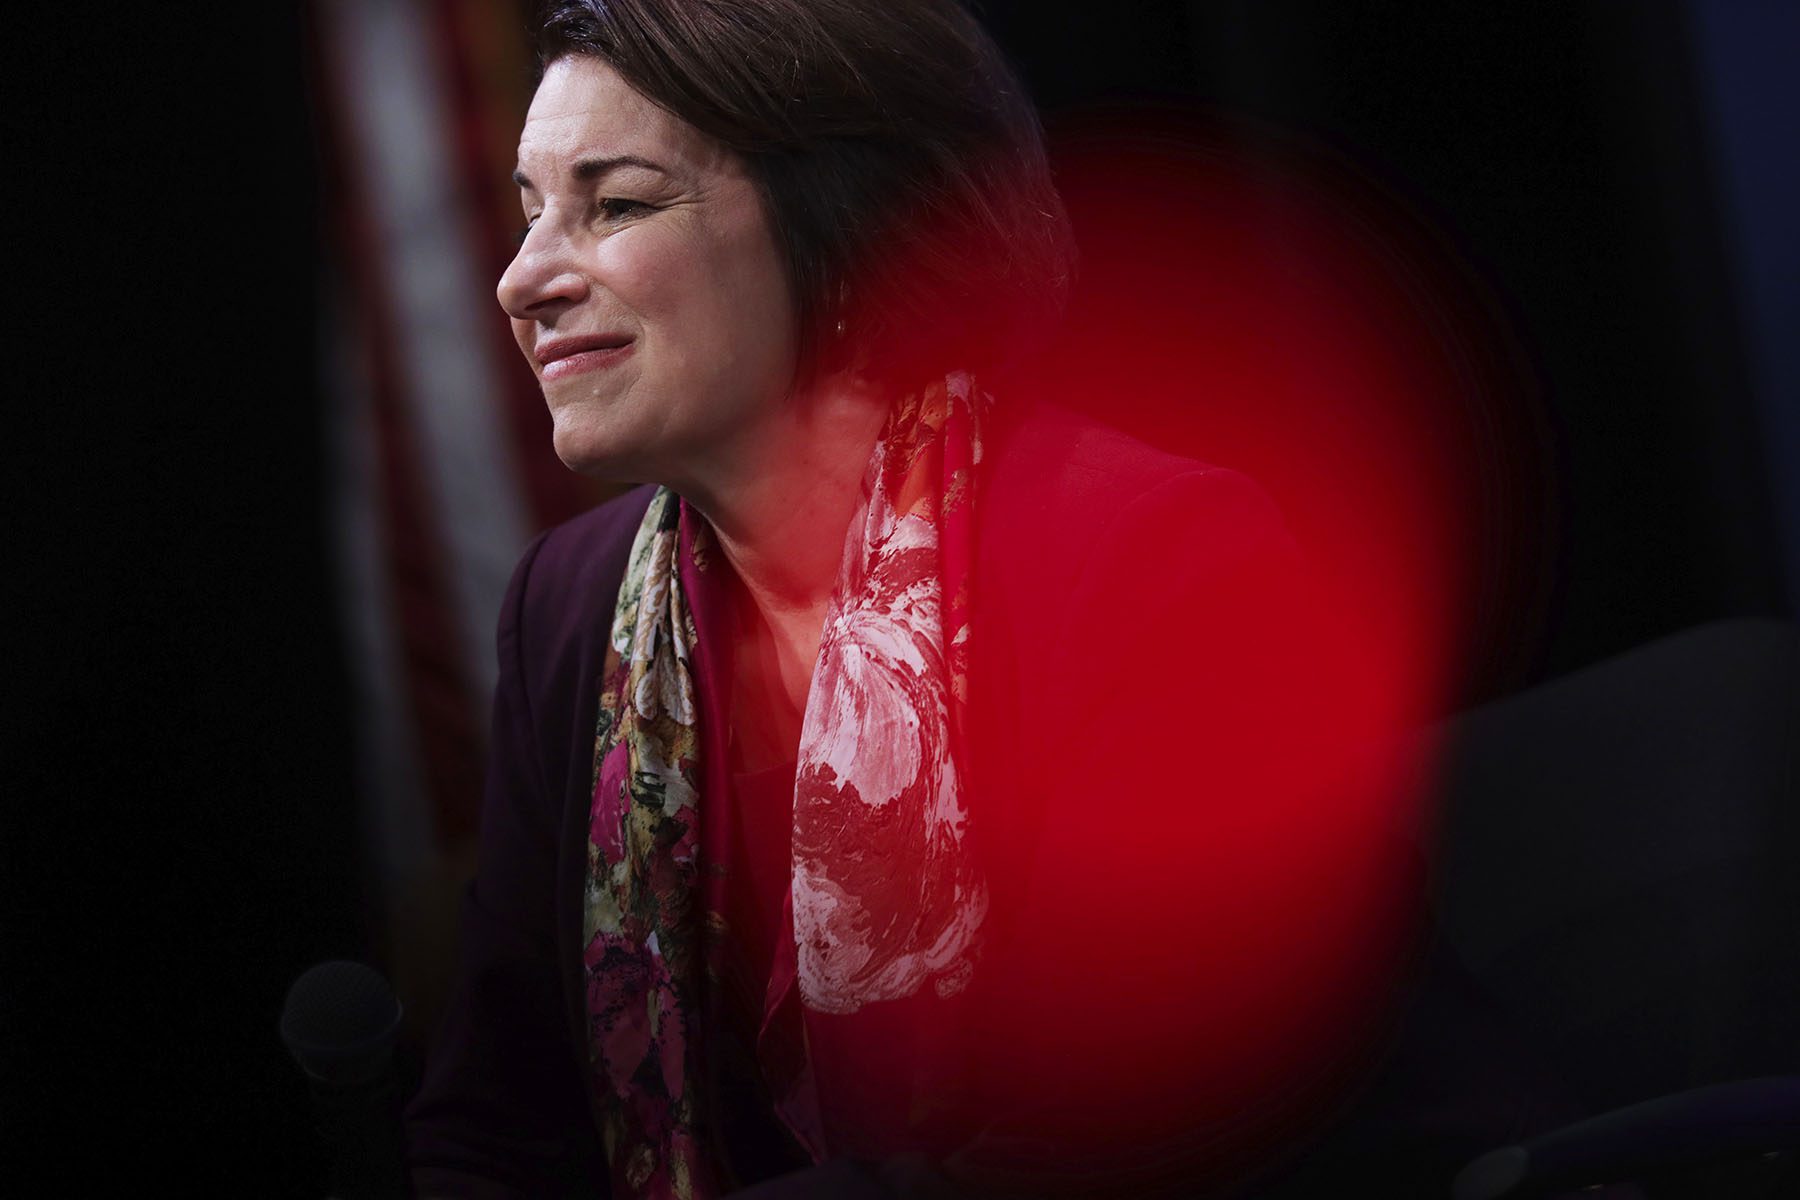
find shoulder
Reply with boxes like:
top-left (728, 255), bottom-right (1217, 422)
top-left (976, 398), bottom-right (1295, 608)
top-left (499, 483), bottom-right (657, 684)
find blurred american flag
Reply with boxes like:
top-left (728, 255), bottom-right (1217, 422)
top-left (306, 0), bottom-right (608, 1025)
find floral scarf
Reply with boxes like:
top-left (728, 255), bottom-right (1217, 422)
top-left (582, 373), bottom-right (989, 1198)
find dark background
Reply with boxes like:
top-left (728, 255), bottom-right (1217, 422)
top-left (6, 0), bottom-right (1792, 1190)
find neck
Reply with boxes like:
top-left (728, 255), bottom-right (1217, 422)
top-left (681, 372), bottom-right (890, 624)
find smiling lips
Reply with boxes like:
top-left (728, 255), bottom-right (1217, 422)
top-left (536, 333), bottom-right (635, 381)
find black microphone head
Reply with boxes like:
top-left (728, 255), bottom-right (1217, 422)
top-left (280, 960), bottom-right (403, 1087)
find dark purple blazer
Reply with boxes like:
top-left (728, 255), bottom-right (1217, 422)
top-left (403, 398), bottom-right (1379, 1197)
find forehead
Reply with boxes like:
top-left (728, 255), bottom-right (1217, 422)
top-left (515, 56), bottom-right (735, 184)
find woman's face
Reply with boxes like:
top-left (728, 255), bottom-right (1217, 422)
top-left (499, 56), bottom-right (798, 483)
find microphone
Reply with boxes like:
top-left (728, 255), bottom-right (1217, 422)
top-left (280, 960), bottom-right (410, 1200)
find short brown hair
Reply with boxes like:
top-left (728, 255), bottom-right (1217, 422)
top-left (534, 0), bottom-right (1074, 391)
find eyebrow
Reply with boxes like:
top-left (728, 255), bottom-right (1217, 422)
top-left (511, 154), bottom-right (673, 191)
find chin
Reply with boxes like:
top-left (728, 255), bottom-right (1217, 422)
top-left (549, 407), bottom-right (653, 484)
top-left (551, 424), bottom-right (627, 481)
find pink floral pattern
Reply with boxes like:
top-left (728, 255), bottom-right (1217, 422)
top-left (584, 491), bottom-right (712, 1199)
top-left (793, 373), bottom-right (989, 1013)
top-left (584, 377), bottom-right (988, 1196)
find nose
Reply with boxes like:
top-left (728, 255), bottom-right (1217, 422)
top-left (497, 221), bottom-right (589, 321)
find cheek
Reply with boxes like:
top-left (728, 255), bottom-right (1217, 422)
top-left (602, 225), bottom-right (793, 364)
top-left (591, 231), bottom-right (693, 321)
top-left (709, 216), bottom-right (795, 340)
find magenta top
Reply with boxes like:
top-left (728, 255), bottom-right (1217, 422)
top-left (701, 757), bottom-right (808, 1183)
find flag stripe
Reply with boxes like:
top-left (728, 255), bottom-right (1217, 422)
top-left (311, 0), bottom-right (501, 850)
top-left (321, 0), bottom-right (533, 709)
top-left (427, 0), bottom-right (586, 532)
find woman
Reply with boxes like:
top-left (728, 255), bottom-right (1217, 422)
top-left (405, 2), bottom-right (1412, 1196)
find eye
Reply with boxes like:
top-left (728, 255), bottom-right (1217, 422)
top-left (514, 217), bottom-right (538, 247)
top-left (597, 198), bottom-right (653, 221)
